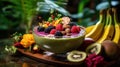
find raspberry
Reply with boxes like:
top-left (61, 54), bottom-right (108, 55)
top-left (56, 23), bottom-right (63, 31)
top-left (50, 29), bottom-right (57, 34)
top-left (77, 26), bottom-right (81, 32)
top-left (85, 54), bottom-right (108, 67)
top-left (71, 26), bottom-right (81, 33)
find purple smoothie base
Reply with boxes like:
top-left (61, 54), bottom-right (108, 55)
top-left (33, 26), bottom-right (85, 39)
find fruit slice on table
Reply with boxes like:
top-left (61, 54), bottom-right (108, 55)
top-left (86, 43), bottom-right (102, 55)
top-left (67, 50), bottom-right (87, 62)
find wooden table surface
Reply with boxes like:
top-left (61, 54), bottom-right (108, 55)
top-left (0, 39), bottom-right (120, 67)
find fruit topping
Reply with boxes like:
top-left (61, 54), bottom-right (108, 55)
top-left (56, 23), bottom-right (63, 31)
top-left (50, 29), bottom-right (57, 34)
top-left (54, 31), bottom-right (63, 38)
top-left (44, 26), bottom-right (55, 33)
top-left (71, 26), bottom-right (81, 33)
top-left (35, 15), bottom-right (84, 38)
top-left (67, 50), bottom-right (87, 62)
top-left (37, 26), bottom-right (45, 32)
top-left (65, 28), bottom-right (71, 33)
top-left (63, 24), bottom-right (71, 29)
top-left (62, 17), bottom-right (71, 25)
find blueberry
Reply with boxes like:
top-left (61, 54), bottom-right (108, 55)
top-left (37, 26), bottom-right (45, 32)
top-left (44, 26), bottom-right (55, 33)
top-left (54, 31), bottom-right (63, 38)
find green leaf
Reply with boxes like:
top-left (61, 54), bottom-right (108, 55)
top-left (44, 0), bottom-right (70, 16)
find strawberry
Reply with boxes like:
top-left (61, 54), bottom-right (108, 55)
top-left (56, 23), bottom-right (63, 31)
top-left (50, 29), bottom-right (57, 34)
top-left (71, 26), bottom-right (81, 33)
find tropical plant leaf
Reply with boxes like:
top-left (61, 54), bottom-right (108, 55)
top-left (43, 0), bottom-right (70, 16)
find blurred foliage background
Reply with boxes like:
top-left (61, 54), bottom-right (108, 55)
top-left (0, 0), bottom-right (120, 39)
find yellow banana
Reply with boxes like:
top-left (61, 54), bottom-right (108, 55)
top-left (119, 23), bottom-right (120, 45)
top-left (85, 10), bottom-right (106, 41)
top-left (85, 25), bottom-right (95, 35)
top-left (97, 9), bottom-right (114, 43)
top-left (119, 24), bottom-right (120, 45)
top-left (112, 8), bottom-right (120, 44)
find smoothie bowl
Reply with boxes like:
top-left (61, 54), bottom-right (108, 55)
top-left (32, 17), bottom-right (86, 53)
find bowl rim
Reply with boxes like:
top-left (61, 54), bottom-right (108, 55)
top-left (33, 26), bottom-right (86, 40)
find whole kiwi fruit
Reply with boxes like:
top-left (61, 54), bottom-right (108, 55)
top-left (101, 40), bottom-right (120, 60)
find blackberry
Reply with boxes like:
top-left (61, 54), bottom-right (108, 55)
top-left (44, 26), bottom-right (55, 33)
top-left (68, 22), bottom-right (77, 27)
top-left (37, 26), bottom-right (45, 32)
top-left (54, 31), bottom-right (63, 38)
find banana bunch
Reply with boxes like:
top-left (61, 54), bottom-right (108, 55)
top-left (85, 8), bottom-right (120, 47)
top-left (85, 9), bottom-right (106, 41)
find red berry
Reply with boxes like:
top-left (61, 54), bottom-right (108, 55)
top-left (14, 42), bottom-right (23, 48)
top-left (50, 29), bottom-right (57, 34)
top-left (56, 24), bottom-right (63, 31)
top-left (77, 26), bottom-right (81, 32)
top-left (71, 26), bottom-right (81, 33)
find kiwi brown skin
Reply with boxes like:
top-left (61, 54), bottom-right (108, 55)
top-left (101, 40), bottom-right (120, 61)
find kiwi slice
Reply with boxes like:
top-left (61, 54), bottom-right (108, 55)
top-left (67, 50), bottom-right (87, 62)
top-left (86, 43), bottom-right (102, 55)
